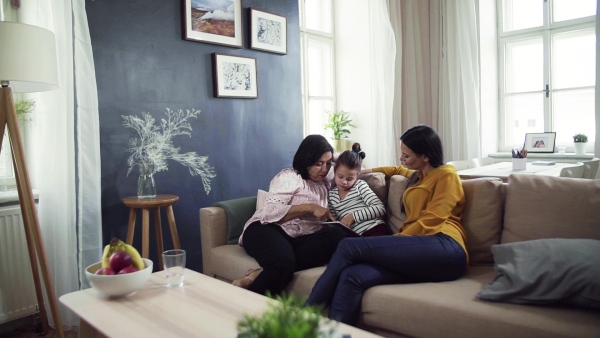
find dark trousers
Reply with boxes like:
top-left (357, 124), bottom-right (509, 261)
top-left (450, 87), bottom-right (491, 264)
top-left (306, 233), bottom-right (467, 325)
top-left (242, 221), bottom-right (347, 296)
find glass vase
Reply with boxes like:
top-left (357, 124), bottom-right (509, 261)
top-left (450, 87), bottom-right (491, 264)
top-left (137, 164), bottom-right (156, 199)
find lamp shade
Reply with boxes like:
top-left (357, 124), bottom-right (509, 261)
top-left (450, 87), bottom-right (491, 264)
top-left (0, 21), bottom-right (58, 93)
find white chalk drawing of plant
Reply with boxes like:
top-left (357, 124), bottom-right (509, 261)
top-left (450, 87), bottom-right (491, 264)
top-left (257, 17), bottom-right (281, 46)
top-left (122, 108), bottom-right (216, 195)
top-left (223, 62), bottom-right (251, 90)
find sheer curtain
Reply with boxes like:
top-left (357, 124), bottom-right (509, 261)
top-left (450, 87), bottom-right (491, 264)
top-left (388, 0), bottom-right (481, 162)
top-left (369, 0), bottom-right (396, 167)
top-left (596, 0), bottom-right (600, 158)
top-left (18, 0), bottom-right (101, 329)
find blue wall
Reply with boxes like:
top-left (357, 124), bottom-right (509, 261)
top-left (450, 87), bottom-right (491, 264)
top-left (86, 0), bottom-right (303, 272)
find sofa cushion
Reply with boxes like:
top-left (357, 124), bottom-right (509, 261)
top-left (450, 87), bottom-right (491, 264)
top-left (477, 238), bottom-right (600, 310)
top-left (460, 178), bottom-right (505, 265)
top-left (361, 172), bottom-right (388, 206)
top-left (359, 266), bottom-right (600, 338)
top-left (214, 196), bottom-right (257, 245)
top-left (502, 175), bottom-right (600, 243)
top-left (387, 175), bottom-right (408, 234)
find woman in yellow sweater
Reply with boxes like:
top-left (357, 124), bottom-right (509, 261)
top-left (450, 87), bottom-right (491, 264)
top-left (306, 124), bottom-right (468, 325)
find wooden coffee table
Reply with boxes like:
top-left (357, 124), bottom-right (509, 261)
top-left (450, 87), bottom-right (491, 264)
top-left (60, 269), bottom-right (383, 337)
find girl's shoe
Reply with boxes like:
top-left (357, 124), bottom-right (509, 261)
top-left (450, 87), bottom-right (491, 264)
top-left (232, 268), bottom-right (262, 289)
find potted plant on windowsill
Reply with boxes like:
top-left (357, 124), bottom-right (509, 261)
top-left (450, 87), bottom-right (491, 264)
top-left (324, 110), bottom-right (355, 152)
top-left (573, 133), bottom-right (588, 155)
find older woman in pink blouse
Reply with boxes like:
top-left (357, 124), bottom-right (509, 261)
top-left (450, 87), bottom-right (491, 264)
top-left (233, 135), bottom-right (347, 295)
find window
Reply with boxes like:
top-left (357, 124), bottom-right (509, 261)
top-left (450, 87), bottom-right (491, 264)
top-left (299, 0), bottom-right (336, 137)
top-left (498, 0), bottom-right (596, 152)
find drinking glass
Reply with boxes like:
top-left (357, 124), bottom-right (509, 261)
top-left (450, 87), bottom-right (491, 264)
top-left (162, 249), bottom-right (186, 287)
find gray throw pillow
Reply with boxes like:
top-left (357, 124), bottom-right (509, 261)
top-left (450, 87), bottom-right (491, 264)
top-left (477, 238), bottom-right (600, 310)
top-left (214, 196), bottom-right (257, 245)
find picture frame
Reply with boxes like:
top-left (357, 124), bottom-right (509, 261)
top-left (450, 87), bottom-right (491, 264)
top-left (212, 53), bottom-right (258, 98)
top-left (182, 0), bottom-right (243, 48)
top-left (249, 8), bottom-right (287, 54)
top-left (524, 132), bottom-right (556, 153)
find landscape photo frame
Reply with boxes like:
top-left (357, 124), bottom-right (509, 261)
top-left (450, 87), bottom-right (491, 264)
top-left (249, 8), bottom-right (287, 54)
top-left (182, 0), bottom-right (243, 48)
top-left (212, 53), bottom-right (258, 98)
top-left (524, 132), bottom-right (556, 153)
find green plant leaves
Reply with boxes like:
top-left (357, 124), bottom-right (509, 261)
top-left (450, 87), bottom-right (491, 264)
top-left (324, 110), bottom-right (355, 140)
top-left (237, 292), bottom-right (324, 338)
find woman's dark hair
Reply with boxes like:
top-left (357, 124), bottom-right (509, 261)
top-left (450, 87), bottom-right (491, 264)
top-left (400, 125), bottom-right (444, 167)
top-left (335, 143), bottom-right (366, 171)
top-left (292, 135), bottom-right (334, 179)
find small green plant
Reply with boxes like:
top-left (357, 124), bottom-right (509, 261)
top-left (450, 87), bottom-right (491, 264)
top-left (237, 292), bottom-right (327, 338)
top-left (324, 110), bottom-right (355, 140)
top-left (573, 133), bottom-right (588, 143)
top-left (14, 98), bottom-right (36, 127)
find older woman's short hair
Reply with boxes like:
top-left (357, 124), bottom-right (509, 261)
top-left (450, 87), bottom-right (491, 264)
top-left (293, 135), bottom-right (334, 179)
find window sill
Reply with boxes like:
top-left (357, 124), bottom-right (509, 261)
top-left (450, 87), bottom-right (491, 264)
top-left (489, 152), bottom-right (595, 162)
top-left (0, 189), bottom-right (39, 207)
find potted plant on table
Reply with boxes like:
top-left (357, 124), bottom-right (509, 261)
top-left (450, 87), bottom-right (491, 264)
top-left (237, 292), bottom-right (341, 338)
top-left (573, 133), bottom-right (588, 155)
top-left (324, 110), bottom-right (355, 152)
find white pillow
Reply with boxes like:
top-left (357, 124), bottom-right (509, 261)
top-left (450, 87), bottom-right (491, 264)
top-left (256, 189), bottom-right (268, 210)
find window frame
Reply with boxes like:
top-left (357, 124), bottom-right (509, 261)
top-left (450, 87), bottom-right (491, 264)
top-left (298, 0), bottom-right (337, 138)
top-left (496, 0), bottom-right (596, 152)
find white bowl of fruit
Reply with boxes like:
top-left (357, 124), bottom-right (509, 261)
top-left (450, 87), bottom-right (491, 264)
top-left (86, 237), bottom-right (153, 298)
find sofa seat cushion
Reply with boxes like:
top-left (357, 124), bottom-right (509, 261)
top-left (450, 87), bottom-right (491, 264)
top-left (359, 266), bottom-right (600, 338)
top-left (210, 244), bottom-right (324, 296)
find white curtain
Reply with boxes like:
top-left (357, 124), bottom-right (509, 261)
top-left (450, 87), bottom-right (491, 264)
top-left (369, 0), bottom-right (396, 167)
top-left (18, 0), bottom-right (101, 329)
top-left (596, 0), bottom-right (600, 158)
top-left (437, 0), bottom-right (481, 162)
top-left (388, 0), bottom-right (481, 163)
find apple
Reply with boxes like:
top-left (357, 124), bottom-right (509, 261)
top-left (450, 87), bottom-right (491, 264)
top-left (117, 266), bottom-right (138, 274)
top-left (95, 267), bottom-right (115, 275)
top-left (109, 251), bottom-right (132, 272)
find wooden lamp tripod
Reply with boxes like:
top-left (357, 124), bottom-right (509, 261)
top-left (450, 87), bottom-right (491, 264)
top-left (0, 22), bottom-right (64, 337)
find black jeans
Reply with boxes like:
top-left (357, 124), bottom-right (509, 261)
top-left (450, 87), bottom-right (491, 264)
top-left (242, 221), bottom-right (347, 296)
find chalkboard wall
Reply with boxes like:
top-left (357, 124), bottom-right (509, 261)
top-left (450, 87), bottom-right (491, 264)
top-left (86, 0), bottom-right (303, 272)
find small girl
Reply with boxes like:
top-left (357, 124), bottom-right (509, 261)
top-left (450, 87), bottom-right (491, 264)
top-left (329, 143), bottom-right (389, 236)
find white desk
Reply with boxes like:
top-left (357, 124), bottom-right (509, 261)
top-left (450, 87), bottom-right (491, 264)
top-left (456, 161), bottom-right (573, 182)
top-left (60, 269), bottom-right (382, 338)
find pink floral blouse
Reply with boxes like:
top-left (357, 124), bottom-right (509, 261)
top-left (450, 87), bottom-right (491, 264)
top-left (238, 168), bottom-right (333, 246)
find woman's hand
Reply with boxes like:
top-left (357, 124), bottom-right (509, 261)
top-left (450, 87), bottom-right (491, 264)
top-left (312, 205), bottom-right (336, 222)
top-left (339, 214), bottom-right (355, 227)
top-left (280, 204), bottom-right (336, 223)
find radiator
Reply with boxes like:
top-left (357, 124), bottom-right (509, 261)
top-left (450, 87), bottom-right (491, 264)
top-left (0, 204), bottom-right (38, 324)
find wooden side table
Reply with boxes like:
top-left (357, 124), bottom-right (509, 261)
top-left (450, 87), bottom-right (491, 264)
top-left (122, 194), bottom-right (181, 269)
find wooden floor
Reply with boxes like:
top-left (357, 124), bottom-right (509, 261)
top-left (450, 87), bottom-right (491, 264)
top-left (0, 316), bottom-right (77, 338)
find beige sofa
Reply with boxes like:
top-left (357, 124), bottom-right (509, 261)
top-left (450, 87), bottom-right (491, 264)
top-left (200, 173), bottom-right (600, 338)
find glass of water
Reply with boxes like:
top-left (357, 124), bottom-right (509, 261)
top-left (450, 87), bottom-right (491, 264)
top-left (162, 249), bottom-right (186, 287)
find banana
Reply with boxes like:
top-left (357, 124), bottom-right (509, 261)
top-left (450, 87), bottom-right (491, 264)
top-left (123, 243), bottom-right (145, 270)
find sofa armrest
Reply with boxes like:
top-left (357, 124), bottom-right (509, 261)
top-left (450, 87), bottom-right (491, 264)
top-left (200, 206), bottom-right (228, 277)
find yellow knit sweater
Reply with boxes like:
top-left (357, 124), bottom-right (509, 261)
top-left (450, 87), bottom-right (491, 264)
top-left (372, 165), bottom-right (467, 255)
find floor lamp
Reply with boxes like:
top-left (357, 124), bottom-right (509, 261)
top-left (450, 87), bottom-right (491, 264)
top-left (0, 22), bottom-right (64, 337)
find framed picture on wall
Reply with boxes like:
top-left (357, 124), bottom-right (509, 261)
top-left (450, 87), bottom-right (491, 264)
top-left (249, 8), bottom-right (287, 54)
top-left (212, 53), bottom-right (258, 98)
top-left (524, 132), bottom-right (556, 153)
top-left (182, 0), bottom-right (243, 48)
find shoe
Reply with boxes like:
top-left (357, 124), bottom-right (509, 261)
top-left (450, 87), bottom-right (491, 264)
top-left (232, 268), bottom-right (262, 289)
